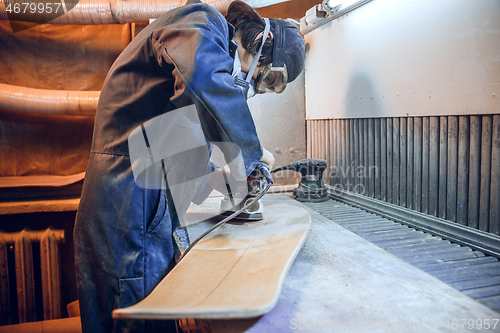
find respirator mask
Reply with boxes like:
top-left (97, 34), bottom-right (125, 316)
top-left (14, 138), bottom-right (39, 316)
top-left (232, 53), bottom-right (257, 99)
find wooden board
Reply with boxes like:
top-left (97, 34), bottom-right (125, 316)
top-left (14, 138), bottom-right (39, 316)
top-left (0, 172), bottom-right (85, 188)
top-left (112, 203), bottom-right (311, 319)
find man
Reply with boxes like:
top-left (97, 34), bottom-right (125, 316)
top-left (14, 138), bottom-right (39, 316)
top-left (74, 0), bottom-right (304, 332)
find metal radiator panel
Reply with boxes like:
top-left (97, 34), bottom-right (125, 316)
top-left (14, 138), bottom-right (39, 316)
top-left (14, 230), bottom-right (35, 323)
top-left (0, 233), bottom-right (10, 325)
top-left (0, 229), bottom-right (64, 326)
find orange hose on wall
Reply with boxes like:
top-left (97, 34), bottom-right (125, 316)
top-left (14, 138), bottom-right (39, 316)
top-left (0, 0), bottom-right (286, 115)
top-left (0, 83), bottom-right (99, 116)
top-left (0, 0), bottom-right (239, 114)
top-left (0, 0), bottom-right (234, 24)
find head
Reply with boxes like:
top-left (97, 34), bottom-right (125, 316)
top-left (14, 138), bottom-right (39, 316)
top-left (226, 2), bottom-right (273, 80)
top-left (226, 1), bottom-right (305, 94)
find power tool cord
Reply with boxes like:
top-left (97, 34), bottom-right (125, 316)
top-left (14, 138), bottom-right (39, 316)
top-left (177, 167), bottom-right (273, 264)
top-left (160, 48), bottom-right (275, 265)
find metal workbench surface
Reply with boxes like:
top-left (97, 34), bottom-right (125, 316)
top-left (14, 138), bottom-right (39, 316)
top-left (184, 194), bottom-right (499, 333)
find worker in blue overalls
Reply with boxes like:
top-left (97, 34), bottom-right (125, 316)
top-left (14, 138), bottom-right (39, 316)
top-left (74, 1), bottom-right (305, 332)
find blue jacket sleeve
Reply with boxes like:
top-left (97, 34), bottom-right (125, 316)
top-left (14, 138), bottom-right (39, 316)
top-left (151, 2), bottom-right (263, 177)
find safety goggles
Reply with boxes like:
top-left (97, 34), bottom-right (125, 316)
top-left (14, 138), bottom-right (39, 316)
top-left (255, 18), bottom-right (288, 94)
top-left (243, 18), bottom-right (288, 95)
top-left (255, 63), bottom-right (288, 94)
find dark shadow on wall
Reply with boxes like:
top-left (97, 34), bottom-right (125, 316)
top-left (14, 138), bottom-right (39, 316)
top-left (344, 70), bottom-right (385, 119)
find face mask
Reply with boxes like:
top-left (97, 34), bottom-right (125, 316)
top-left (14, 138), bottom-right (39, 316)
top-left (232, 52), bottom-right (256, 99)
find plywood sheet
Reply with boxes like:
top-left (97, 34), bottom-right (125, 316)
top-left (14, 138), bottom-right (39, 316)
top-left (113, 203), bottom-right (311, 319)
top-left (0, 172), bottom-right (85, 188)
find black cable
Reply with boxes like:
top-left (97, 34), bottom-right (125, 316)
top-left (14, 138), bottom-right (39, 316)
top-left (176, 177), bottom-right (273, 264)
top-left (161, 47), bottom-right (274, 265)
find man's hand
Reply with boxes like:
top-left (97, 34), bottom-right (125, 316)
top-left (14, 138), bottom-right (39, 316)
top-left (208, 147), bottom-right (274, 195)
top-left (260, 147), bottom-right (275, 170)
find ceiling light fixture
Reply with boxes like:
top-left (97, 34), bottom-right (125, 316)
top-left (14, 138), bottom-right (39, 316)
top-left (300, 0), bottom-right (374, 35)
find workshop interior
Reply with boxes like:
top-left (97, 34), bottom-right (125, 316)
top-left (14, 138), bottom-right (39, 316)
top-left (1, 0), bottom-right (500, 331)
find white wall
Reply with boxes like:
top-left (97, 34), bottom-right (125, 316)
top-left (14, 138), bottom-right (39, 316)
top-left (248, 71), bottom-right (306, 185)
top-left (304, 0), bottom-right (500, 119)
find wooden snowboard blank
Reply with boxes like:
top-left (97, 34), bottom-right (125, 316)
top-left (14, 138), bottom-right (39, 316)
top-left (112, 203), bottom-right (311, 319)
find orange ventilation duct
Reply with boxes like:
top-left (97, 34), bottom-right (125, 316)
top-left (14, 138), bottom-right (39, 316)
top-left (0, 0), bottom-right (288, 115)
top-left (0, 83), bottom-right (99, 116)
top-left (0, 0), bottom-right (235, 24)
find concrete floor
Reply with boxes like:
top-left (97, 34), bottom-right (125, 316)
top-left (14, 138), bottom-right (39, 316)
top-left (186, 194), bottom-right (499, 333)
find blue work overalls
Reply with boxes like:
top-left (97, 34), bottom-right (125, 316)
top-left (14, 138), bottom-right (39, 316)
top-left (74, 1), bottom-right (263, 332)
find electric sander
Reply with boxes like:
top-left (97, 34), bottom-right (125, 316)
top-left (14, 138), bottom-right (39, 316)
top-left (272, 158), bottom-right (329, 202)
top-left (219, 162), bottom-right (272, 221)
top-left (180, 162), bottom-right (273, 262)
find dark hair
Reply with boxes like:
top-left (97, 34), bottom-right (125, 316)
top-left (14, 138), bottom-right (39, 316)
top-left (225, 14), bottom-right (273, 67)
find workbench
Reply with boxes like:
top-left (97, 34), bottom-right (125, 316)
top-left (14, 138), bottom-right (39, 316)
top-left (185, 194), bottom-right (499, 332)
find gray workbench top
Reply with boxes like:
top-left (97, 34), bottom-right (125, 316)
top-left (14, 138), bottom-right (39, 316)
top-left (185, 194), bottom-right (499, 332)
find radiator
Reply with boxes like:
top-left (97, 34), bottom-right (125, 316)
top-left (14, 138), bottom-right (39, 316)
top-left (0, 228), bottom-right (64, 326)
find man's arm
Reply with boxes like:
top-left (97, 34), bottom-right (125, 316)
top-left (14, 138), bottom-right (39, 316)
top-left (151, 3), bottom-right (264, 178)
